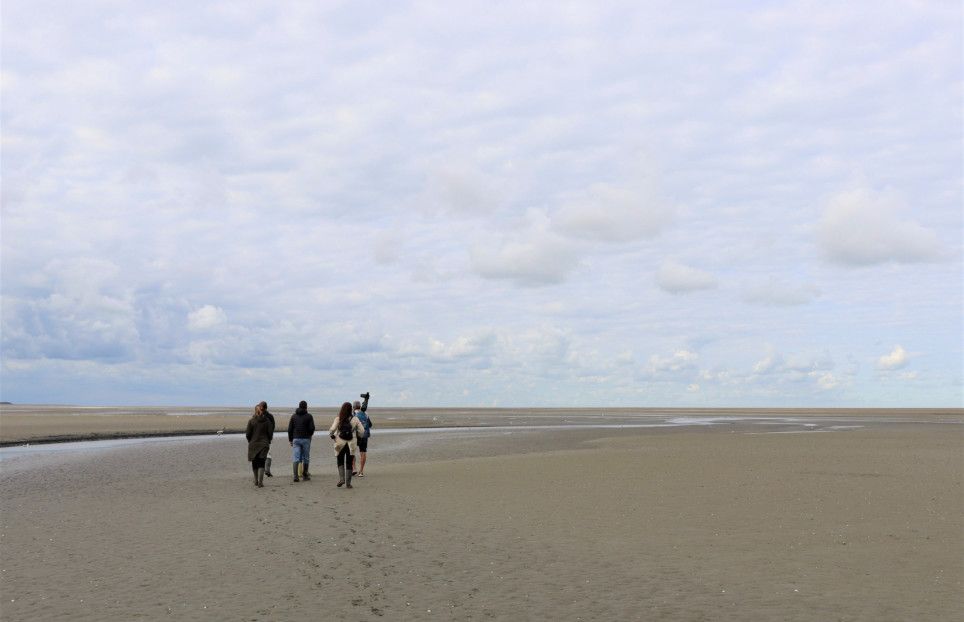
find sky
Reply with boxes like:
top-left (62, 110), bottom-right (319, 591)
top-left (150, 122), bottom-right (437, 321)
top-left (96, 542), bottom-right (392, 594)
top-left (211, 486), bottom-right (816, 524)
top-left (1, 1), bottom-right (961, 408)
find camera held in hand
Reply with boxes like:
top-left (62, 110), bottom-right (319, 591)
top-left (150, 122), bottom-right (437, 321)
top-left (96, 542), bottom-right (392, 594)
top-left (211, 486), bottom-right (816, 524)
top-left (360, 392), bottom-right (370, 400)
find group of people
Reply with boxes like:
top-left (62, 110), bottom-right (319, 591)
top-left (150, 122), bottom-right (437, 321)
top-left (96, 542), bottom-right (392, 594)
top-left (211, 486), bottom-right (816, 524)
top-left (244, 393), bottom-right (373, 489)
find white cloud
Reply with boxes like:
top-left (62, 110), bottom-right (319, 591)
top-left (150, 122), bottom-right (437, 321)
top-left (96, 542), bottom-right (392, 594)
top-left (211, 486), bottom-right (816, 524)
top-left (746, 348), bottom-right (848, 392)
top-left (0, 1), bottom-right (960, 407)
top-left (817, 188), bottom-right (946, 266)
top-left (614, 350), bottom-right (634, 365)
top-left (2, 291), bottom-right (140, 362)
top-left (655, 261), bottom-right (717, 294)
top-left (783, 352), bottom-right (834, 374)
top-left (187, 305), bottom-right (227, 331)
top-left (553, 180), bottom-right (674, 243)
top-left (644, 349), bottom-right (699, 376)
top-left (373, 231), bottom-right (403, 265)
top-left (698, 369), bottom-right (741, 386)
top-left (813, 371), bottom-right (839, 390)
top-left (743, 278), bottom-right (819, 306)
top-left (877, 345), bottom-right (909, 370)
top-left (752, 352), bottom-right (784, 374)
top-left (422, 164), bottom-right (502, 218)
top-left (426, 331), bottom-right (498, 361)
top-left (394, 326), bottom-right (574, 373)
top-left (470, 233), bottom-right (581, 286)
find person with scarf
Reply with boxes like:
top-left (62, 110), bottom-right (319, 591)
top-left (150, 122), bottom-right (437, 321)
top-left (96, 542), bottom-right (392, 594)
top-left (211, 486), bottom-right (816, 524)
top-left (328, 402), bottom-right (365, 489)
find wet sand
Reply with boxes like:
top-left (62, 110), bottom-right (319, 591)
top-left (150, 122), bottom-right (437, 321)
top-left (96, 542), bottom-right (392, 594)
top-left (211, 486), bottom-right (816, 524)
top-left (1, 404), bottom-right (958, 445)
top-left (0, 416), bottom-right (961, 621)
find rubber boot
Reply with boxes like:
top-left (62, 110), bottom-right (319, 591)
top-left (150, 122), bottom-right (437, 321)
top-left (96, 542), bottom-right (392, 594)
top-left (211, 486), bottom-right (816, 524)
top-left (265, 456), bottom-right (273, 477)
top-left (256, 468), bottom-right (265, 487)
top-left (345, 461), bottom-right (353, 489)
top-left (302, 463), bottom-right (311, 481)
top-left (337, 464), bottom-right (345, 487)
top-left (292, 463), bottom-right (300, 482)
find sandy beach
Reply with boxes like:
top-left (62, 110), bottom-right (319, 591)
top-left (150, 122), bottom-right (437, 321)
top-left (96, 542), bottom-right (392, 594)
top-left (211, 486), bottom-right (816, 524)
top-left (0, 413), bottom-right (961, 620)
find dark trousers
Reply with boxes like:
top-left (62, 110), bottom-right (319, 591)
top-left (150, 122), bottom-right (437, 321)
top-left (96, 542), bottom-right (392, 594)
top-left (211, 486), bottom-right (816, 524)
top-left (336, 444), bottom-right (351, 467)
top-left (251, 457), bottom-right (266, 473)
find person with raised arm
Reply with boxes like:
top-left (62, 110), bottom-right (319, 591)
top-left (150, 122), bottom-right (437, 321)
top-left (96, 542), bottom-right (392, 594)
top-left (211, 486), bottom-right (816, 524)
top-left (351, 392), bottom-right (373, 477)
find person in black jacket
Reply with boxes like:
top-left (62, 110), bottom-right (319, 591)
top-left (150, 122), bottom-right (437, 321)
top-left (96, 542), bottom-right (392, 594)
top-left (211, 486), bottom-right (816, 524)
top-left (259, 401), bottom-right (276, 477)
top-left (287, 400), bottom-right (315, 482)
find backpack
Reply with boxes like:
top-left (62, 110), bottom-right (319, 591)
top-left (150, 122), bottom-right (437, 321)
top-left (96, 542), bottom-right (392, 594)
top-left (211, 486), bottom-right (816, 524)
top-left (337, 416), bottom-right (353, 441)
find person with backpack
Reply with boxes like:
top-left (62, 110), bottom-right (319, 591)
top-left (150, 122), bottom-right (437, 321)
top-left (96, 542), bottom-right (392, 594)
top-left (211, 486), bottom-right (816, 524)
top-left (288, 400), bottom-right (315, 482)
top-left (350, 392), bottom-right (373, 477)
top-left (328, 402), bottom-right (366, 489)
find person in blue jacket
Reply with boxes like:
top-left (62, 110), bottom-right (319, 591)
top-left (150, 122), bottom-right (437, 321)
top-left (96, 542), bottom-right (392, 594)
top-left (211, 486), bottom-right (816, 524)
top-left (351, 392), bottom-right (373, 477)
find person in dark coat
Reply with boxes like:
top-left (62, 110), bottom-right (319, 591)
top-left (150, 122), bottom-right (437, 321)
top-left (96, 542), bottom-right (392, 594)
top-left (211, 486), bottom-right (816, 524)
top-left (287, 400), bottom-right (315, 482)
top-left (260, 401), bottom-right (276, 477)
top-left (246, 402), bottom-right (274, 488)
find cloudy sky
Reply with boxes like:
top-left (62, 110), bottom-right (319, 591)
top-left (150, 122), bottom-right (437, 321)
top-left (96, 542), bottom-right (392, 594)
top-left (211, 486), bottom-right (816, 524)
top-left (2, 1), bottom-right (961, 407)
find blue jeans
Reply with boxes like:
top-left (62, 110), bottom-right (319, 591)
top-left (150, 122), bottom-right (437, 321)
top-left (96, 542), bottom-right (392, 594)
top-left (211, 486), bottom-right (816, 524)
top-left (292, 438), bottom-right (311, 466)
